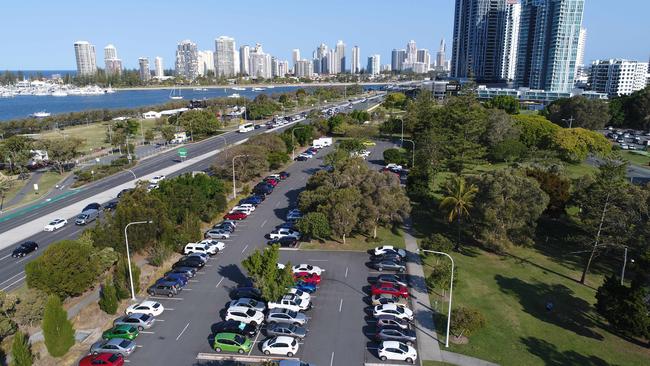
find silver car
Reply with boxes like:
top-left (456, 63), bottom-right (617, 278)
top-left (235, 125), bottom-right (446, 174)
top-left (90, 338), bottom-right (136, 356)
top-left (265, 323), bottom-right (307, 339)
top-left (228, 297), bottom-right (266, 312)
top-left (113, 313), bottom-right (154, 330)
top-left (266, 308), bottom-right (307, 326)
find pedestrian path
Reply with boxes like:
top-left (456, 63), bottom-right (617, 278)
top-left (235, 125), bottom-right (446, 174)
top-left (4, 171), bottom-right (42, 207)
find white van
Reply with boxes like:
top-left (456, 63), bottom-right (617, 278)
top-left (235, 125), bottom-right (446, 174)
top-left (312, 137), bottom-right (332, 148)
top-left (184, 242), bottom-right (217, 256)
top-left (239, 123), bottom-right (254, 133)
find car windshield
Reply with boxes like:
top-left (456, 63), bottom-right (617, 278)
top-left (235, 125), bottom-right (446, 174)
top-left (234, 334), bottom-right (245, 344)
top-left (249, 299), bottom-right (258, 306)
top-left (245, 309), bottom-right (256, 316)
top-left (399, 343), bottom-right (409, 352)
top-left (152, 303), bottom-right (160, 308)
top-left (238, 322), bottom-right (246, 330)
top-left (287, 310), bottom-right (297, 317)
top-left (48, 221), bottom-right (57, 225)
top-left (139, 314), bottom-right (150, 321)
top-left (119, 340), bottom-right (130, 348)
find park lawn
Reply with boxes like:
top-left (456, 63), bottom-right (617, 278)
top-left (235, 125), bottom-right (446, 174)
top-left (621, 150), bottom-right (650, 167)
top-left (2, 171), bottom-right (66, 208)
top-left (422, 244), bottom-right (650, 366)
top-left (300, 226), bottom-right (405, 252)
top-left (422, 361), bottom-right (456, 366)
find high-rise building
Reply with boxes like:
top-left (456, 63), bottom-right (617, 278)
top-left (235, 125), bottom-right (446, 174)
top-left (501, 0), bottom-right (521, 81)
top-left (104, 44), bottom-right (117, 60)
top-left (515, 0), bottom-right (585, 92)
top-left (336, 40), bottom-right (346, 73)
top-left (104, 44), bottom-right (122, 76)
top-left (406, 40), bottom-right (417, 64)
top-left (589, 59), bottom-right (648, 97)
top-left (271, 57), bottom-right (279, 77)
top-left (215, 36), bottom-right (237, 77)
top-left (367, 55), bottom-right (381, 76)
top-left (175, 40), bottom-right (199, 80)
top-left (154, 57), bottom-right (164, 78)
top-left (575, 27), bottom-right (587, 78)
top-left (138, 57), bottom-right (151, 81)
top-left (436, 39), bottom-right (447, 69)
top-left (239, 45), bottom-right (250, 75)
top-left (277, 60), bottom-right (289, 78)
top-left (198, 50), bottom-right (215, 76)
top-left (417, 49), bottom-right (431, 71)
top-left (315, 43), bottom-right (329, 74)
top-left (351, 46), bottom-right (361, 74)
top-left (391, 49), bottom-right (406, 72)
top-left (249, 44), bottom-right (272, 79)
top-left (295, 60), bottom-right (313, 78)
top-left (292, 49), bottom-right (301, 68)
top-left (327, 48), bottom-right (338, 74)
top-left (451, 0), bottom-right (508, 82)
top-left (74, 41), bottom-right (97, 76)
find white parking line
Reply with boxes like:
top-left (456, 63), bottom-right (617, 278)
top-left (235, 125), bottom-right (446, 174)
top-left (154, 319), bottom-right (165, 322)
top-left (176, 322), bottom-right (190, 341)
top-left (330, 351), bottom-right (335, 366)
top-left (136, 345), bottom-right (144, 348)
top-left (345, 267), bottom-right (348, 278)
top-left (241, 244), bottom-right (249, 254)
top-left (215, 277), bottom-right (224, 288)
top-left (183, 288), bottom-right (192, 291)
top-left (140, 331), bottom-right (155, 334)
top-left (275, 201), bottom-right (281, 208)
top-left (261, 219), bottom-right (268, 228)
top-left (189, 280), bottom-right (199, 283)
top-left (248, 331), bottom-right (261, 356)
top-left (339, 299), bottom-right (343, 312)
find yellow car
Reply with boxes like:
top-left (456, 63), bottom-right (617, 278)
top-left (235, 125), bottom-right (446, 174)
top-left (362, 139), bottom-right (376, 147)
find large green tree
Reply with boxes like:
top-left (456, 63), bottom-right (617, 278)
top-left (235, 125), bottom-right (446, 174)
top-left (544, 96), bottom-right (611, 130)
top-left (439, 176), bottom-right (478, 250)
top-left (176, 110), bottom-right (221, 139)
top-left (10, 331), bottom-right (33, 366)
top-left (37, 137), bottom-right (85, 174)
top-left (42, 295), bottom-right (74, 357)
top-left (241, 246), bottom-right (294, 302)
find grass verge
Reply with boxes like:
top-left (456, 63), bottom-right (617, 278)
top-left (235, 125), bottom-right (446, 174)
top-left (301, 226), bottom-right (405, 252)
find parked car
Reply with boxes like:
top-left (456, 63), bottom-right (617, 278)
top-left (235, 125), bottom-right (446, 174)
top-left (187, 252), bottom-right (210, 263)
top-left (370, 253), bottom-right (404, 263)
top-left (279, 171), bottom-right (290, 180)
top-left (43, 218), bottom-right (67, 231)
top-left (228, 297), bottom-right (267, 312)
top-left (82, 202), bottom-right (102, 212)
top-left (262, 336), bottom-right (299, 357)
top-left (173, 258), bottom-right (204, 269)
top-left (240, 195), bottom-right (264, 205)
top-left (224, 212), bottom-right (248, 220)
top-left (75, 209), bottom-right (99, 225)
top-left (225, 306), bottom-right (264, 325)
top-left (268, 228), bottom-right (301, 240)
top-left (212, 320), bottom-right (258, 337)
top-left (103, 201), bottom-right (118, 211)
top-left (295, 154), bottom-right (310, 161)
top-left (147, 282), bottom-right (180, 297)
top-left (376, 326), bottom-right (417, 345)
top-left (268, 294), bottom-right (311, 312)
top-left (200, 239), bottom-right (225, 253)
top-left (378, 341), bottom-right (417, 364)
top-left (287, 287), bottom-right (311, 303)
top-left (166, 267), bottom-right (197, 278)
top-left (126, 301), bottom-right (164, 317)
top-left (370, 260), bottom-right (406, 273)
top-left (371, 293), bottom-right (409, 307)
top-left (293, 272), bottom-right (321, 285)
top-left (205, 229), bottom-right (231, 239)
top-left (292, 264), bottom-right (324, 276)
top-left (213, 332), bottom-right (253, 354)
top-left (263, 177), bottom-right (279, 187)
top-left (265, 323), bottom-right (307, 339)
top-left (376, 315), bottom-right (411, 330)
top-left (267, 237), bottom-right (298, 247)
top-left (11, 241), bottom-right (38, 258)
top-left (79, 353), bottom-right (124, 366)
top-left (372, 246), bottom-right (407, 258)
top-left (276, 222), bottom-right (296, 230)
top-left (149, 175), bottom-right (166, 184)
top-left (156, 275), bottom-right (187, 287)
top-left (102, 325), bottom-right (139, 341)
top-left (266, 308), bottom-right (308, 326)
top-left (371, 282), bottom-right (409, 298)
top-left (286, 209), bottom-right (302, 221)
top-left (113, 314), bottom-right (154, 331)
top-left (374, 304), bottom-right (414, 321)
top-left (253, 183), bottom-right (274, 195)
top-left (184, 242), bottom-right (217, 255)
top-left (373, 274), bottom-right (408, 287)
top-left (230, 287), bottom-right (263, 301)
top-left (230, 205), bottom-right (254, 214)
top-left (90, 339), bottom-right (136, 357)
top-left (294, 281), bottom-right (317, 293)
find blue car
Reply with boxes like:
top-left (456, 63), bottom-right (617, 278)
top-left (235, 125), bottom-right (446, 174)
top-left (157, 275), bottom-right (187, 288)
top-left (240, 196), bottom-right (264, 206)
top-left (294, 281), bottom-right (317, 293)
top-left (163, 272), bottom-right (190, 283)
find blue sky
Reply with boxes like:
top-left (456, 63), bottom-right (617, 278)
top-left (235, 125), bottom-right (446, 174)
top-left (1, 0), bottom-right (648, 70)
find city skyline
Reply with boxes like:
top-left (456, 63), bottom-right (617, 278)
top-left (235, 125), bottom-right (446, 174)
top-left (1, 0), bottom-right (648, 70)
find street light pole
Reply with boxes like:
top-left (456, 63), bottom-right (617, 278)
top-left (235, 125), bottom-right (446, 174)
top-left (403, 139), bottom-right (415, 167)
top-left (400, 118), bottom-right (404, 146)
top-left (124, 220), bottom-right (153, 301)
top-left (291, 126), bottom-right (306, 160)
top-left (231, 154), bottom-right (248, 199)
top-left (562, 116), bottom-right (574, 128)
top-left (418, 249), bottom-right (454, 348)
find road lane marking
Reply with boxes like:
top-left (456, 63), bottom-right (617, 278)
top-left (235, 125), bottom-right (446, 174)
top-left (148, 296), bottom-right (183, 301)
top-left (275, 201), bottom-right (281, 208)
top-left (260, 219), bottom-right (268, 228)
top-left (140, 331), bottom-right (155, 334)
top-left (248, 330), bottom-right (262, 356)
top-left (339, 299), bottom-right (343, 312)
top-left (1, 275), bottom-right (26, 291)
top-left (0, 254), bottom-right (12, 260)
top-left (345, 267), bottom-right (349, 278)
top-left (0, 271), bottom-right (25, 286)
top-left (330, 351), bottom-right (335, 366)
top-left (241, 245), bottom-right (248, 254)
top-left (215, 277), bottom-right (224, 288)
top-left (308, 259), bottom-right (328, 262)
top-left (175, 322), bottom-right (190, 341)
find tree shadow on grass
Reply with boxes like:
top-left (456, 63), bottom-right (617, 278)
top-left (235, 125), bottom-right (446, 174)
top-left (521, 336), bottom-right (619, 366)
top-left (495, 275), bottom-right (604, 340)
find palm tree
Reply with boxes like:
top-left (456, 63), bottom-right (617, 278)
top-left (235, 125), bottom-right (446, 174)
top-left (439, 176), bottom-right (478, 250)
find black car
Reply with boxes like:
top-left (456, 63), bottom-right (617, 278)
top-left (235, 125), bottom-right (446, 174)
top-left (12, 241), bottom-right (38, 258)
top-left (213, 223), bottom-right (235, 232)
top-left (253, 183), bottom-right (273, 196)
top-left (103, 201), bottom-right (118, 211)
top-left (173, 258), bottom-right (205, 269)
top-left (267, 237), bottom-right (298, 247)
top-left (376, 325), bottom-right (417, 344)
top-left (230, 287), bottom-right (263, 301)
top-left (117, 188), bottom-right (134, 198)
top-left (83, 202), bottom-right (101, 212)
top-left (212, 320), bottom-right (258, 337)
top-left (294, 155), bottom-right (309, 161)
top-left (166, 267), bottom-right (197, 278)
top-left (370, 260), bottom-right (406, 273)
top-left (279, 171), bottom-right (290, 180)
top-left (276, 222), bottom-right (295, 230)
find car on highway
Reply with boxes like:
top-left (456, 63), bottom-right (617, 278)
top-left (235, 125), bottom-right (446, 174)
top-left (287, 288), bottom-right (311, 302)
top-left (212, 320), bottom-right (259, 337)
top-left (78, 353), bottom-right (124, 366)
top-left (102, 325), bottom-right (139, 341)
top-left (268, 294), bottom-right (311, 312)
top-left (294, 281), bottom-right (317, 293)
top-left (205, 228), bottom-right (231, 239)
top-left (378, 340), bottom-right (417, 364)
top-left (371, 282), bottom-right (409, 298)
top-left (371, 293), bottom-right (409, 307)
top-left (213, 332), bottom-right (252, 354)
top-left (225, 306), bottom-right (264, 326)
top-left (11, 241), bottom-right (38, 258)
top-left (230, 287), bottom-right (263, 301)
top-left (228, 297), bottom-right (267, 312)
top-left (376, 325), bottom-right (417, 345)
top-left (103, 201), bottom-right (118, 211)
top-left (374, 304), bottom-right (414, 321)
top-left (147, 282), bottom-right (180, 297)
top-left (223, 212), bottom-right (248, 220)
top-left (83, 202), bottom-right (102, 212)
top-left (43, 218), bottom-right (67, 231)
top-left (268, 228), bottom-right (301, 240)
top-left (292, 264), bottom-right (324, 276)
top-left (90, 339), bottom-right (136, 357)
top-left (262, 336), bottom-right (299, 357)
top-left (267, 237), bottom-right (298, 247)
top-left (126, 301), bottom-right (164, 317)
top-left (113, 314), bottom-right (154, 331)
top-left (372, 246), bottom-right (407, 258)
top-left (266, 308), bottom-right (308, 326)
top-left (376, 315), bottom-right (410, 330)
top-left (149, 175), bottom-right (166, 184)
top-left (265, 323), bottom-right (307, 339)
top-left (166, 267), bottom-right (197, 278)
top-left (370, 260), bottom-right (406, 273)
top-left (373, 274), bottom-right (408, 287)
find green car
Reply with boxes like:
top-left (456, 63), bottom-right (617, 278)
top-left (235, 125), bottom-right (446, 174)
top-left (213, 332), bottom-right (252, 354)
top-left (102, 324), bottom-right (139, 340)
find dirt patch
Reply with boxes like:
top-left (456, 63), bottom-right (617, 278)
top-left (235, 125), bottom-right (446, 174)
top-left (450, 335), bottom-right (469, 345)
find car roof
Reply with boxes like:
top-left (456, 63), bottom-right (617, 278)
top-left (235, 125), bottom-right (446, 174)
top-left (229, 305), bottom-right (258, 313)
top-left (378, 303), bottom-right (400, 310)
top-left (138, 300), bottom-right (159, 307)
top-left (273, 335), bottom-right (295, 343)
top-left (381, 340), bottom-right (404, 348)
top-left (215, 332), bottom-right (239, 340)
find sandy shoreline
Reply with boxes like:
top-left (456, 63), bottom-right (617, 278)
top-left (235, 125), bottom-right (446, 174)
top-left (115, 82), bottom-right (389, 91)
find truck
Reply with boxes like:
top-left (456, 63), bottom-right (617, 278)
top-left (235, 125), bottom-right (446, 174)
top-left (267, 294), bottom-right (311, 312)
top-left (75, 208), bottom-right (99, 225)
top-left (312, 137), bottom-right (333, 148)
top-left (170, 132), bottom-right (188, 144)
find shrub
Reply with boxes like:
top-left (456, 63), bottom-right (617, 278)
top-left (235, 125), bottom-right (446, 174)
top-left (295, 212), bottom-right (331, 240)
top-left (11, 331), bottom-right (33, 366)
top-left (42, 295), bottom-right (75, 357)
top-left (98, 281), bottom-right (119, 315)
top-left (13, 289), bottom-right (47, 327)
top-left (450, 306), bottom-right (486, 338)
top-left (425, 261), bottom-right (458, 294)
top-left (383, 148), bottom-right (408, 166)
top-left (489, 139), bottom-right (527, 162)
top-left (148, 243), bottom-right (173, 267)
top-left (267, 151), bottom-right (289, 170)
top-left (420, 233), bottom-right (453, 254)
top-left (114, 256), bottom-right (141, 300)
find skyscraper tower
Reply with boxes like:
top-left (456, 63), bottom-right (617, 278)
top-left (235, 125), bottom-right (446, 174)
top-left (154, 57), bottom-right (164, 78)
top-left (336, 40), bottom-right (346, 73)
top-left (175, 40), bottom-right (199, 80)
top-left (215, 36), bottom-right (237, 77)
top-left (406, 40), bottom-right (417, 63)
top-left (575, 27), bottom-right (587, 78)
top-left (138, 57), bottom-right (151, 81)
top-left (351, 46), bottom-right (361, 74)
top-left (501, 0), bottom-right (521, 81)
top-left (74, 41), bottom-right (97, 76)
top-left (292, 49), bottom-right (301, 66)
top-left (515, 0), bottom-right (585, 92)
top-left (436, 39), bottom-right (446, 69)
top-left (239, 45), bottom-right (250, 76)
top-left (104, 44), bottom-right (122, 76)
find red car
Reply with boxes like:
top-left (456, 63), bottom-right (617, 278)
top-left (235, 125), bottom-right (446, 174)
top-left (293, 272), bottom-right (321, 285)
top-left (79, 353), bottom-right (124, 366)
top-left (371, 282), bottom-right (409, 298)
top-left (264, 178), bottom-right (279, 187)
top-left (224, 212), bottom-right (248, 220)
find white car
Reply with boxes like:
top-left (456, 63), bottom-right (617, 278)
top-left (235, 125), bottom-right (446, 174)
top-left (225, 306), bottom-right (264, 325)
top-left (385, 163), bottom-right (403, 171)
top-left (287, 288), bottom-right (311, 303)
top-left (373, 303), bottom-right (413, 321)
top-left (268, 294), bottom-right (310, 312)
top-left (200, 239), bottom-right (225, 252)
top-left (378, 341), bottom-right (417, 364)
top-left (228, 298), bottom-right (266, 312)
top-left (184, 242), bottom-right (216, 256)
top-left (298, 152), bottom-right (313, 159)
top-left (44, 218), bottom-right (67, 232)
top-left (269, 228), bottom-right (301, 240)
top-left (126, 301), bottom-right (164, 317)
top-left (149, 175), bottom-right (166, 184)
top-left (373, 245), bottom-right (407, 258)
top-left (230, 206), bottom-right (253, 215)
top-left (292, 264), bottom-right (324, 276)
top-left (262, 336), bottom-right (299, 357)
top-left (277, 263), bottom-right (286, 270)
top-left (234, 204), bottom-right (256, 212)
top-left (359, 149), bottom-right (371, 157)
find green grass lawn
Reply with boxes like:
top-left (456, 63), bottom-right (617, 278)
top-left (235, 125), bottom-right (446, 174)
top-left (301, 226), bottom-right (405, 252)
top-left (621, 150), bottom-right (650, 167)
top-left (422, 244), bottom-right (650, 366)
top-left (2, 171), bottom-right (66, 208)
